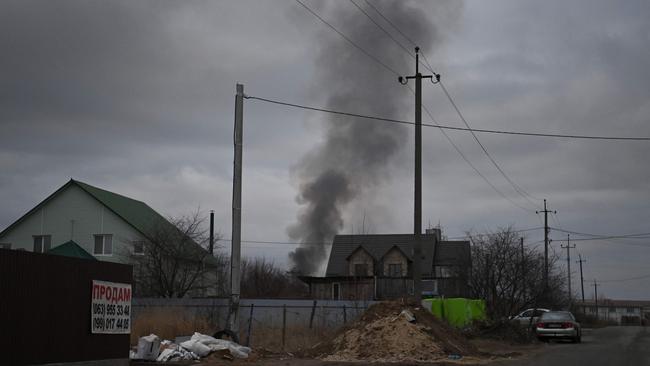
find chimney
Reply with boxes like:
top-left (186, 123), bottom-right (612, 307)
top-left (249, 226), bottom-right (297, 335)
top-left (425, 228), bottom-right (441, 242)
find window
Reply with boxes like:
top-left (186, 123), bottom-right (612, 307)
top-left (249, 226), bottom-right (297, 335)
top-left (0, 243), bottom-right (11, 250)
top-left (354, 263), bottom-right (368, 276)
top-left (520, 310), bottom-right (533, 318)
top-left (609, 307), bottom-right (616, 313)
top-left (332, 283), bottom-right (341, 300)
top-left (33, 235), bottom-right (51, 253)
top-left (435, 266), bottom-right (456, 278)
top-left (132, 241), bottom-right (145, 255)
top-left (388, 263), bottom-right (402, 277)
top-left (626, 307), bottom-right (636, 314)
top-left (94, 234), bottom-right (113, 255)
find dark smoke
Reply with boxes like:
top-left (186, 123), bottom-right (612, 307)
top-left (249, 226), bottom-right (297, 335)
top-left (288, 1), bottom-right (459, 275)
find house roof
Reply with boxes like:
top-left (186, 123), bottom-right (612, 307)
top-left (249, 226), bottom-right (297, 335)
top-left (325, 234), bottom-right (433, 276)
top-left (0, 179), bottom-right (218, 266)
top-left (47, 240), bottom-right (97, 260)
top-left (325, 234), bottom-right (471, 277)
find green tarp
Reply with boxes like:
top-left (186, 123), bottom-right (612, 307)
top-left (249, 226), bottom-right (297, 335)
top-left (422, 298), bottom-right (487, 327)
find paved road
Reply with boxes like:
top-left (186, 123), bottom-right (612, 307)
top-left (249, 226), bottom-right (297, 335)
top-left (492, 326), bottom-right (650, 366)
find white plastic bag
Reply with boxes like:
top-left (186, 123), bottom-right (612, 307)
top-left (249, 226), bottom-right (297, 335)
top-left (189, 332), bottom-right (252, 359)
top-left (180, 339), bottom-right (212, 357)
top-left (135, 334), bottom-right (161, 360)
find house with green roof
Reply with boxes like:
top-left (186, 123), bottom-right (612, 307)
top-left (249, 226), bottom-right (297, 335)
top-left (0, 179), bottom-right (219, 296)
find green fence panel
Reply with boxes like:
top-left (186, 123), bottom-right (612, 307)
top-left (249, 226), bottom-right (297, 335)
top-left (423, 298), bottom-right (487, 327)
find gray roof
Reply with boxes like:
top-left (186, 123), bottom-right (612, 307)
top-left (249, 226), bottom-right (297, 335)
top-left (326, 234), bottom-right (469, 277)
top-left (434, 241), bottom-right (471, 265)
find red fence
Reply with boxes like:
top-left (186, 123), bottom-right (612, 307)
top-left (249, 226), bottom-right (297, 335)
top-left (0, 249), bottom-right (132, 365)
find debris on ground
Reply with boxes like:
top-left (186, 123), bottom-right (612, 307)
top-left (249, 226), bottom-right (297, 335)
top-left (130, 332), bottom-right (252, 362)
top-left (303, 301), bottom-right (478, 363)
top-left (465, 320), bottom-right (534, 344)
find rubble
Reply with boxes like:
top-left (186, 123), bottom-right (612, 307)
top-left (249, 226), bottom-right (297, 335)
top-left (131, 332), bottom-right (252, 362)
top-left (306, 301), bottom-right (478, 363)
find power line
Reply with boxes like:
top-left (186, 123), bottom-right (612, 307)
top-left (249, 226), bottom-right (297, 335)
top-left (294, 0), bottom-right (401, 76)
top-left (245, 95), bottom-right (650, 141)
top-left (550, 227), bottom-right (650, 240)
top-left (348, 0), bottom-right (536, 212)
top-left (439, 81), bottom-right (542, 206)
top-left (599, 273), bottom-right (650, 283)
top-left (414, 86), bottom-right (535, 212)
top-left (362, 0), bottom-right (438, 75)
top-left (357, 0), bottom-right (540, 208)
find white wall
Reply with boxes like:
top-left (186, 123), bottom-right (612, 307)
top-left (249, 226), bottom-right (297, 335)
top-left (0, 184), bottom-right (144, 263)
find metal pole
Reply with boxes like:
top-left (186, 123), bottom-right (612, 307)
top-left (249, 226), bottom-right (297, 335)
top-left (229, 83), bottom-right (244, 335)
top-left (544, 200), bottom-right (548, 287)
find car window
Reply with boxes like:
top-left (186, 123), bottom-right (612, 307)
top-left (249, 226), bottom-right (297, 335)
top-left (520, 310), bottom-right (533, 317)
top-left (533, 309), bottom-right (547, 317)
top-left (540, 312), bottom-right (572, 321)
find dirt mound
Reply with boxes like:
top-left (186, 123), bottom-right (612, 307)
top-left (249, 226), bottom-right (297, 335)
top-left (307, 301), bottom-right (478, 363)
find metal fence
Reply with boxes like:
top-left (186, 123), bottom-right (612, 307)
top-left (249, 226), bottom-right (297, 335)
top-left (0, 249), bottom-right (133, 365)
top-left (132, 297), bottom-right (376, 348)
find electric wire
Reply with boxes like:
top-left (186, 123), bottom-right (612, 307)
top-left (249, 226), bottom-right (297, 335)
top-left (360, 0), bottom-right (541, 206)
top-left (294, 0), bottom-right (401, 77)
top-left (244, 95), bottom-right (650, 141)
top-left (439, 80), bottom-right (542, 206)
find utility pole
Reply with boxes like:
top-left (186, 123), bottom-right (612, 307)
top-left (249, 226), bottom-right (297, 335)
top-left (228, 83), bottom-right (244, 337)
top-left (520, 237), bottom-right (525, 301)
top-left (593, 280), bottom-right (600, 320)
top-left (536, 199), bottom-right (556, 289)
top-left (209, 210), bottom-right (215, 255)
top-left (577, 254), bottom-right (586, 314)
top-left (561, 234), bottom-right (576, 307)
top-left (398, 47), bottom-right (439, 304)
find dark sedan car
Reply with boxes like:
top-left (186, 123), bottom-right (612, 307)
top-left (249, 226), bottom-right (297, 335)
top-left (535, 311), bottom-right (581, 343)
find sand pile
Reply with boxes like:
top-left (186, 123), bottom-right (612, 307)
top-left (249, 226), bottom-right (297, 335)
top-left (312, 301), bottom-right (478, 363)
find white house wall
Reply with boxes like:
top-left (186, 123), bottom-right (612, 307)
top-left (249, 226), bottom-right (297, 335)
top-left (0, 184), bottom-right (144, 263)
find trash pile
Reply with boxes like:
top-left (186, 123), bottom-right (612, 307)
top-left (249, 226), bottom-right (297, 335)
top-left (130, 332), bottom-right (252, 362)
top-left (308, 301), bottom-right (478, 363)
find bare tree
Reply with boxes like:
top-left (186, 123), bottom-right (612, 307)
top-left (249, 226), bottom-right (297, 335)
top-left (467, 227), bottom-right (566, 319)
top-left (240, 257), bottom-right (308, 298)
top-left (129, 210), bottom-right (225, 298)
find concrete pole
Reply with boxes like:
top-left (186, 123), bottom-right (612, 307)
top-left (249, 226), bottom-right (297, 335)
top-left (229, 83), bottom-right (244, 335)
top-left (398, 47), bottom-right (435, 304)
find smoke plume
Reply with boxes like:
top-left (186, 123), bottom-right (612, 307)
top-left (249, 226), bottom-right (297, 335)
top-left (288, 1), bottom-right (459, 275)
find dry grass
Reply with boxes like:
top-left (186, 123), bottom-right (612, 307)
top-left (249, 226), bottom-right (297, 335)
top-left (131, 307), bottom-right (215, 345)
top-left (244, 325), bottom-right (334, 352)
top-left (131, 307), bottom-right (334, 352)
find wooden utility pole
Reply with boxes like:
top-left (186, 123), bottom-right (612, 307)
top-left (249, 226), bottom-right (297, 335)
top-left (228, 83), bottom-right (244, 336)
top-left (399, 47), bottom-right (439, 304)
top-left (561, 235), bottom-right (576, 306)
top-left (536, 199), bottom-right (556, 289)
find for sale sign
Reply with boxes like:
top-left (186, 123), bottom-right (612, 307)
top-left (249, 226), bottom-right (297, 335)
top-left (91, 280), bottom-right (132, 334)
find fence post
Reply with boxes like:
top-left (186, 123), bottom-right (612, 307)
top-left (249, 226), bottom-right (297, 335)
top-left (246, 304), bottom-right (254, 347)
top-left (282, 304), bottom-right (287, 351)
top-left (343, 305), bottom-right (347, 324)
top-left (309, 300), bottom-right (317, 329)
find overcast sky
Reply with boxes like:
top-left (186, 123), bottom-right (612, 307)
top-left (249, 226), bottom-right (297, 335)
top-left (1, 0), bottom-right (649, 299)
